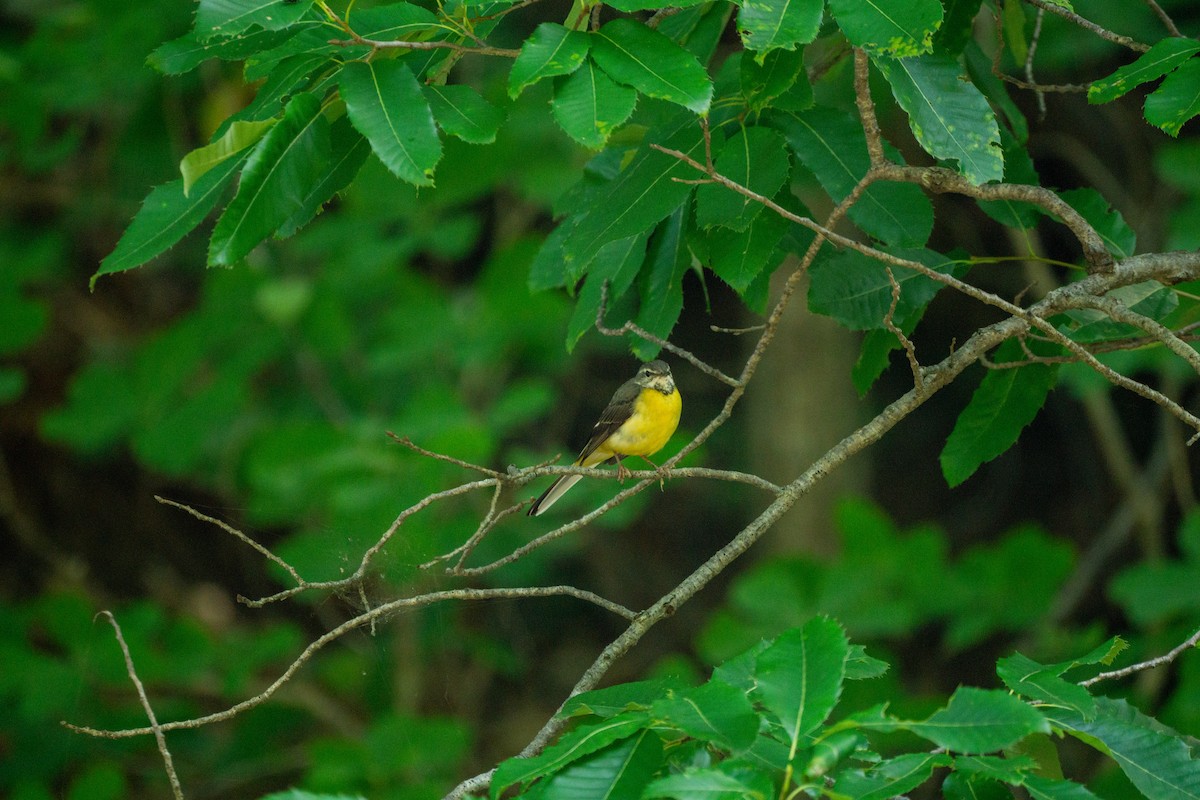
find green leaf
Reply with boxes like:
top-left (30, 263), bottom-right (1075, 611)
top-left (148, 27), bottom-right (296, 75)
top-left (562, 678), bottom-right (679, 719)
top-left (633, 208), bottom-right (689, 360)
top-left (940, 341), bottom-right (1057, 487)
top-left (1023, 776), bottom-right (1104, 800)
top-left (833, 753), bottom-right (953, 800)
top-left (552, 60), bottom-right (639, 149)
top-left (529, 224), bottom-right (575, 291)
top-left (1047, 697), bottom-right (1200, 800)
top-left (567, 233), bottom-right (649, 350)
top-left (996, 652), bottom-right (1096, 720)
top-left (1089, 38), bottom-right (1200, 104)
top-left (874, 54), bottom-right (1003, 185)
top-left (277, 116), bottom-right (371, 238)
top-left (976, 126), bottom-right (1041, 228)
top-left (943, 773), bottom-right (1011, 800)
top-left (741, 47), bottom-right (807, 111)
top-left (651, 679), bottom-right (759, 752)
top-left (194, 0), bottom-right (313, 39)
top-left (340, 60), bottom-right (442, 187)
top-left (754, 616), bottom-right (849, 745)
top-left (707, 198), bottom-right (791, 293)
top-left (1110, 561), bottom-right (1200, 625)
top-left (828, 0), bottom-right (943, 57)
top-left (695, 127), bottom-right (790, 230)
top-left (768, 105), bottom-right (933, 246)
top-left (539, 729), bottom-right (662, 800)
top-left (604, 0), bottom-right (709, 10)
top-left (490, 713), bottom-right (649, 798)
top-left (591, 19), bottom-right (713, 113)
top-left (644, 767), bottom-right (769, 799)
top-left (1144, 56), bottom-right (1200, 137)
top-left (509, 23), bottom-right (590, 98)
top-left (845, 644), bottom-right (890, 680)
top-left (424, 85), bottom-right (505, 144)
top-left (1057, 188), bottom-right (1136, 259)
top-left (181, 118), bottom-right (277, 195)
top-left (807, 247), bottom-right (964, 331)
top-left (563, 115), bottom-right (703, 269)
top-left (953, 754), bottom-right (1038, 783)
top-left (934, 0), bottom-right (985, 56)
top-left (736, 0), bottom-right (822, 55)
top-left (94, 155), bottom-right (245, 284)
top-left (907, 687), bottom-right (1049, 753)
top-left (208, 92), bottom-right (330, 265)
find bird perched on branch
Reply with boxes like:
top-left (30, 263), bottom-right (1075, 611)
top-left (528, 360), bottom-right (682, 517)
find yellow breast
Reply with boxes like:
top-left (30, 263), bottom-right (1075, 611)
top-left (601, 387), bottom-right (682, 458)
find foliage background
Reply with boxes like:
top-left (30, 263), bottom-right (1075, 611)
top-left (2, 0), bottom-right (1200, 798)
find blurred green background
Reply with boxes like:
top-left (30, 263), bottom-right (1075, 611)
top-left (3, 1), bottom-right (1200, 798)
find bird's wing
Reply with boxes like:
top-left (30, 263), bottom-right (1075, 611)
top-left (574, 378), bottom-right (640, 466)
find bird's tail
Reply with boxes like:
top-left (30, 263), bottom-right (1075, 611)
top-left (527, 473), bottom-right (583, 516)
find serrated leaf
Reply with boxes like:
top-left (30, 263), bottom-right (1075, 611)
top-left (997, 652), bottom-right (1096, 720)
top-left (874, 53), bottom-right (1003, 185)
top-left (828, 0), bottom-right (943, 57)
top-left (1057, 279), bottom-right (1178, 344)
top-left (935, 0), bottom-right (985, 56)
top-left (707, 200), bottom-right (790, 293)
top-left (509, 23), bottom-right (590, 98)
top-left (807, 247), bottom-right (964, 331)
top-left (1090, 38), bottom-right (1200, 104)
top-left (181, 118), bottom-right (277, 195)
top-left (834, 753), bottom-right (953, 800)
top-left (846, 644), bottom-right (890, 680)
top-left (194, 0), bottom-right (313, 39)
top-left (737, 0), bottom-right (822, 55)
top-left (1023, 776), bottom-right (1104, 800)
top-left (93, 155), bottom-right (245, 285)
top-left (562, 678), bottom-right (678, 719)
top-left (953, 754), bottom-right (1038, 783)
top-left (651, 679), bottom-right (759, 752)
top-left (340, 60), bottom-right (442, 187)
top-left (907, 687), bottom-right (1049, 753)
top-left (754, 617), bottom-right (849, 745)
top-left (943, 773), bottom-right (1011, 800)
top-left (424, 84), bottom-right (505, 144)
top-left (552, 60), bottom-right (639, 150)
top-left (208, 92), bottom-right (329, 265)
top-left (1046, 697), bottom-right (1200, 800)
top-left (940, 341), bottom-right (1057, 487)
top-left (148, 27), bottom-right (295, 74)
top-left (490, 713), bottom-right (648, 798)
top-left (1057, 188), bottom-right (1136, 259)
top-left (767, 105), bottom-right (933, 246)
top-left (567, 232), bottom-right (649, 350)
top-left (976, 125), bottom-right (1041, 228)
top-left (591, 19), bottom-right (713, 113)
top-left (562, 115), bottom-right (703, 269)
top-left (1145, 56), bottom-right (1200, 137)
top-left (277, 116), bottom-right (370, 238)
top-left (644, 767), bottom-right (768, 799)
top-left (529, 224), bottom-right (575, 292)
top-left (634, 208), bottom-right (689, 360)
top-left (696, 127), bottom-right (790, 230)
top-left (539, 729), bottom-right (662, 800)
top-left (234, 52), bottom-right (328, 124)
top-left (741, 47), bottom-right (807, 111)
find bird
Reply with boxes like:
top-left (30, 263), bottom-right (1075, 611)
top-left (528, 360), bottom-right (682, 517)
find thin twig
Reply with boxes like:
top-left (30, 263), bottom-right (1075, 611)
top-left (65, 586), bottom-right (636, 740)
top-left (595, 281), bottom-right (740, 387)
top-left (1081, 627), bottom-right (1200, 686)
top-left (97, 611), bottom-right (185, 800)
top-left (155, 496), bottom-right (304, 586)
top-left (1144, 0), bottom-right (1183, 36)
top-left (1025, 7), bottom-right (1048, 119)
top-left (1022, 0), bottom-right (1150, 52)
top-left (884, 266), bottom-right (924, 393)
top-left (329, 36), bottom-right (521, 58)
top-left (388, 432), bottom-right (504, 477)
